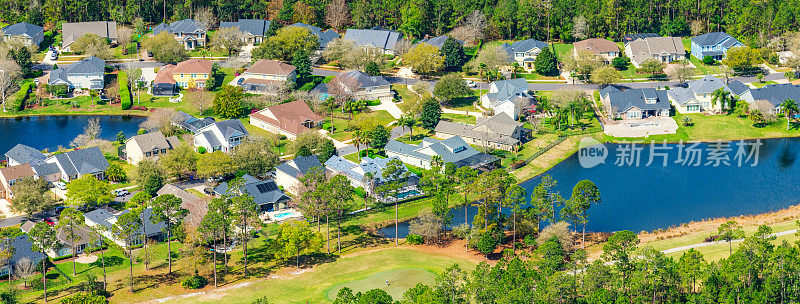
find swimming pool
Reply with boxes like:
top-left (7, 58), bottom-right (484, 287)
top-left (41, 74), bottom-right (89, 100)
top-left (396, 190), bottom-right (420, 199)
top-left (273, 212), bottom-right (295, 220)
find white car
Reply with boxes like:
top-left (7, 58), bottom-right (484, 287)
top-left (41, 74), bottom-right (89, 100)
top-left (466, 80), bottom-right (477, 88)
top-left (113, 189), bottom-right (130, 197)
top-left (50, 51), bottom-right (58, 61)
top-left (54, 182), bottom-right (67, 190)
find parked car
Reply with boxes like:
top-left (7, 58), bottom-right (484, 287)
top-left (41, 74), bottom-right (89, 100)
top-left (50, 51), bottom-right (58, 60)
top-left (43, 218), bottom-right (55, 226)
top-left (114, 189), bottom-right (129, 197)
top-left (54, 181), bottom-right (67, 190)
top-left (466, 80), bottom-right (477, 88)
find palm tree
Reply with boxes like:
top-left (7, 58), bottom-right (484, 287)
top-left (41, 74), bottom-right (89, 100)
top-left (397, 115), bottom-right (408, 139)
top-left (89, 90), bottom-right (98, 106)
top-left (354, 129), bottom-right (368, 161)
top-left (711, 88), bottom-right (730, 113)
top-left (404, 117), bottom-right (416, 140)
top-left (780, 99), bottom-right (799, 130)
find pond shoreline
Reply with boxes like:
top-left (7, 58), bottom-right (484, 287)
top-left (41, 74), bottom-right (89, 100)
top-left (0, 110), bottom-right (151, 119)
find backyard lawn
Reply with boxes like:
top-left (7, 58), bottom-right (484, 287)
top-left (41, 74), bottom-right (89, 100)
top-left (441, 113), bottom-right (476, 124)
top-left (329, 110), bottom-right (396, 142)
top-left (752, 80), bottom-right (778, 88)
top-left (603, 113), bottom-right (800, 142)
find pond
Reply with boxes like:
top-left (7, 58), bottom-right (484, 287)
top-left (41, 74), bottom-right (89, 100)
top-left (0, 115), bottom-right (146, 153)
top-left (381, 138), bottom-right (800, 238)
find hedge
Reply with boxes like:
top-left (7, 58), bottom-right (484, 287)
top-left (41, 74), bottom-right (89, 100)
top-left (10, 81), bottom-right (33, 112)
top-left (119, 71), bottom-right (132, 110)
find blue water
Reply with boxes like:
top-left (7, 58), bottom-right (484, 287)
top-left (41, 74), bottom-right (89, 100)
top-left (0, 115), bottom-right (146, 153)
top-left (397, 190), bottom-right (421, 199)
top-left (273, 212), bottom-right (294, 219)
top-left (381, 138), bottom-right (800, 237)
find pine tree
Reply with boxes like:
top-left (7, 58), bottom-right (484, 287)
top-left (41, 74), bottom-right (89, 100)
top-left (535, 47), bottom-right (558, 76)
top-left (441, 37), bottom-right (467, 71)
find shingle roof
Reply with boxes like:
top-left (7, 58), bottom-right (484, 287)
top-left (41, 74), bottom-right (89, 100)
top-left (31, 162), bottom-right (60, 177)
top-left (599, 85), bottom-right (622, 99)
top-left (627, 37), bottom-right (683, 65)
top-left (219, 19), bottom-right (271, 37)
top-left (61, 21), bottom-right (117, 47)
top-left (742, 83), bottom-right (800, 107)
top-left (419, 36), bottom-right (464, 48)
top-left (485, 78), bottom-right (529, 107)
top-left (334, 70), bottom-right (390, 89)
top-left (153, 64), bottom-right (177, 84)
top-left (623, 33), bottom-right (660, 44)
top-left (157, 184), bottom-right (207, 228)
top-left (249, 100), bottom-right (323, 136)
top-left (687, 75), bottom-right (732, 95)
top-left (275, 155), bottom-right (323, 178)
top-left (692, 32), bottom-right (741, 48)
top-left (3, 22), bottom-right (43, 38)
top-left (173, 111), bottom-right (215, 134)
top-left (126, 131), bottom-right (179, 153)
top-left (435, 113), bottom-right (522, 146)
top-left (5, 144), bottom-right (45, 165)
top-left (574, 38), bottom-right (619, 54)
top-left (47, 146), bottom-right (109, 176)
top-left (501, 39), bottom-right (548, 55)
top-left (174, 59), bottom-right (212, 74)
top-left (49, 57), bottom-right (105, 86)
top-left (213, 174), bottom-right (288, 206)
top-left (245, 59), bottom-right (297, 76)
top-left (154, 19), bottom-right (205, 35)
top-left (343, 28), bottom-right (402, 50)
top-left (84, 207), bottom-right (166, 235)
top-left (385, 136), bottom-right (500, 168)
top-left (288, 23), bottom-right (340, 47)
top-left (56, 226), bottom-right (92, 246)
top-left (324, 155), bottom-right (413, 184)
top-left (0, 163), bottom-right (35, 181)
top-left (728, 80), bottom-right (750, 96)
top-left (1, 235), bottom-right (45, 267)
top-left (607, 88), bottom-right (671, 114)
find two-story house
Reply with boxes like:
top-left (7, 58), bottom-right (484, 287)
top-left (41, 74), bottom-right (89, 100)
top-left (327, 70), bottom-right (394, 103)
top-left (624, 36), bottom-right (685, 68)
top-left (324, 155), bottom-right (421, 199)
top-left (480, 78), bottom-right (534, 120)
top-left (740, 83), bottom-right (800, 115)
top-left (667, 75), bottom-right (736, 113)
top-left (275, 155), bottom-right (324, 195)
top-left (240, 59), bottom-right (297, 93)
top-left (2, 22), bottom-right (44, 47)
top-left (48, 56), bottom-right (105, 91)
top-left (691, 32), bottom-right (744, 61)
top-left (219, 19), bottom-right (271, 44)
top-left (0, 164), bottom-right (36, 199)
top-left (4, 144), bottom-right (46, 167)
top-left (385, 136), bottom-right (500, 170)
top-left (124, 131), bottom-right (180, 165)
top-left (600, 86), bottom-right (671, 120)
top-left (434, 113), bottom-right (528, 151)
top-left (249, 99), bottom-right (324, 140)
top-left (193, 119), bottom-right (249, 153)
top-left (500, 39), bottom-right (549, 72)
top-left (288, 23), bottom-right (340, 48)
top-left (153, 59), bottom-right (213, 90)
top-left (573, 38), bottom-right (620, 63)
top-left (153, 19), bottom-right (206, 50)
top-left (43, 146), bottom-right (110, 182)
top-left (343, 27), bottom-right (403, 54)
top-left (61, 21), bottom-right (117, 52)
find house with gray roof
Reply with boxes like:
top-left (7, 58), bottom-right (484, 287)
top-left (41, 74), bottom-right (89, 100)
top-left (500, 39), bottom-right (549, 72)
top-left (0, 235), bottom-right (45, 277)
top-left (324, 156), bottom-right (421, 199)
top-left (289, 23), bottom-right (340, 48)
top-left (51, 226), bottom-right (97, 258)
top-left (172, 111), bottom-right (215, 134)
top-left (61, 21), bottom-right (117, 51)
top-left (83, 207), bottom-right (166, 247)
top-left (691, 32), bottom-right (743, 61)
top-left (385, 136), bottom-right (500, 170)
top-left (329, 70), bottom-right (394, 102)
top-left (434, 113), bottom-right (528, 151)
top-left (275, 155), bottom-right (324, 195)
top-left (157, 184), bottom-right (208, 228)
top-left (219, 19), bottom-right (271, 44)
top-left (213, 174), bottom-right (290, 212)
top-left (603, 88), bottom-right (670, 120)
top-left (192, 119), bottom-right (249, 153)
top-left (624, 36), bottom-right (685, 68)
top-left (344, 28), bottom-right (402, 54)
top-left (419, 35), bottom-right (463, 49)
top-left (740, 83), bottom-right (800, 115)
top-left (48, 56), bottom-right (105, 91)
top-left (667, 75), bottom-right (734, 113)
top-left (5, 144), bottom-right (45, 167)
top-left (480, 78), bottom-right (533, 120)
top-left (42, 146), bottom-right (109, 182)
top-left (124, 131), bottom-right (180, 165)
top-left (622, 33), bottom-right (660, 44)
top-left (2, 22), bottom-right (44, 47)
top-left (153, 19), bottom-right (206, 50)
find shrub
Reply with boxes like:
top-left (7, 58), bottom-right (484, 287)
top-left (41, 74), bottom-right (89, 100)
top-left (180, 275), bottom-right (208, 289)
top-left (119, 71), bottom-right (132, 110)
top-left (59, 292), bottom-right (107, 304)
top-left (322, 75), bottom-right (335, 83)
top-left (298, 81), bottom-right (316, 91)
top-left (11, 81), bottom-right (33, 112)
top-left (523, 234), bottom-right (537, 247)
top-left (406, 234), bottom-right (424, 245)
top-left (475, 230), bottom-right (500, 254)
top-left (702, 56), bottom-right (715, 65)
top-left (198, 146), bottom-right (207, 154)
top-left (611, 57), bottom-right (628, 70)
top-left (367, 99), bottom-right (381, 106)
top-left (354, 187), bottom-right (366, 198)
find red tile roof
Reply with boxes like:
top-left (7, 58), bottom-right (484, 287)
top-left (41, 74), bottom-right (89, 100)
top-left (249, 100), bottom-right (324, 136)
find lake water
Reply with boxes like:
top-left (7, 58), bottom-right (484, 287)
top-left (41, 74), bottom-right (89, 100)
top-left (0, 115), bottom-right (146, 153)
top-left (381, 138), bottom-right (800, 237)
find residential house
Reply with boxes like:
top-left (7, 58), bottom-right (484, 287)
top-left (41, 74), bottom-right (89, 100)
top-left (50, 226), bottom-right (96, 258)
top-left (172, 111), bottom-right (215, 134)
top-left (4, 144), bottom-right (45, 167)
top-left (667, 75), bottom-right (734, 113)
top-left (43, 146), bottom-right (110, 182)
top-left (167, 59), bottom-right (213, 89)
top-left (343, 27), bottom-right (402, 54)
top-left (2, 22), bottom-right (44, 47)
top-left (0, 235), bottom-right (45, 277)
top-left (219, 19), bottom-right (271, 44)
top-left (249, 100), bottom-right (324, 140)
top-left (153, 19), bottom-right (206, 50)
top-left (124, 131), bottom-right (180, 165)
top-left (288, 23), bottom-right (340, 48)
top-left (48, 56), bottom-right (105, 91)
top-left (385, 136), bottom-right (500, 170)
top-left (83, 207), bottom-right (166, 247)
top-left (213, 174), bottom-right (290, 212)
top-left (573, 38), bottom-right (620, 63)
top-left (500, 39), bottom-right (549, 72)
top-left (622, 33), bottom-right (659, 44)
top-left (419, 35), bottom-right (464, 48)
top-left (30, 162), bottom-right (62, 183)
top-left (157, 184), bottom-right (208, 228)
top-left (0, 164), bottom-right (36, 199)
top-left (624, 36), bottom-right (685, 68)
top-left (239, 59), bottom-right (297, 93)
top-left (328, 70), bottom-right (394, 103)
top-left (480, 78), bottom-right (534, 120)
top-left (151, 64), bottom-right (177, 96)
top-left (193, 119), bottom-right (249, 153)
top-left (601, 87), bottom-right (671, 119)
top-left (434, 113), bottom-right (528, 151)
top-left (740, 83), bottom-right (800, 115)
top-left (324, 156), bottom-right (421, 199)
top-left (61, 21), bottom-right (117, 51)
top-left (778, 51), bottom-right (795, 65)
top-left (275, 155), bottom-right (324, 195)
top-left (691, 32), bottom-right (743, 61)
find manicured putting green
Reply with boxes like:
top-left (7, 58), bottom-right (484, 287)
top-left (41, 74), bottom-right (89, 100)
top-left (326, 268), bottom-right (436, 300)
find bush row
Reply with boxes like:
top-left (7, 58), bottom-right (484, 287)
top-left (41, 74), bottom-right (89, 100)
top-left (119, 71), bottom-right (132, 110)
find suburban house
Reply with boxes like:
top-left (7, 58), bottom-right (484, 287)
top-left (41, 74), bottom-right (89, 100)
top-left (573, 38), bottom-right (620, 62)
top-left (219, 19), bottom-right (271, 44)
top-left (691, 32), bottom-right (744, 61)
top-left (2, 22), bottom-right (44, 47)
top-left (343, 27), bottom-right (403, 54)
top-left (61, 21), bottom-right (117, 51)
top-left (151, 64), bottom-right (177, 96)
top-left (385, 136), bottom-right (500, 170)
top-left (328, 70), bottom-right (394, 102)
top-left (434, 113), bottom-right (528, 152)
top-left (0, 235), bottom-right (44, 277)
top-left (500, 39), bottom-right (549, 72)
top-left (5, 144), bottom-right (45, 167)
top-left (50, 226), bottom-right (96, 258)
top-left (622, 33), bottom-right (659, 44)
top-left (239, 59), bottom-right (297, 93)
top-left (324, 156), bottom-right (421, 199)
top-left (83, 207), bottom-right (166, 247)
top-left (173, 111), bottom-right (215, 134)
top-left (124, 131), bottom-right (180, 165)
top-left (600, 86), bottom-right (671, 120)
top-left (480, 78), bottom-right (534, 120)
top-left (43, 146), bottom-right (110, 182)
top-left (288, 23), bottom-right (340, 48)
top-left (667, 75), bottom-right (734, 113)
top-left (153, 19), bottom-right (206, 50)
top-left (249, 100), bottom-right (324, 139)
top-left (154, 59), bottom-right (213, 89)
top-left (0, 163), bottom-right (36, 199)
top-left (624, 36), bottom-right (685, 68)
top-left (157, 184), bottom-right (208, 228)
top-left (193, 119), bottom-right (249, 153)
top-left (740, 83), bottom-right (800, 115)
top-left (213, 174), bottom-right (290, 212)
top-left (275, 155), bottom-right (324, 195)
top-left (48, 56), bottom-right (106, 91)
top-left (419, 35), bottom-right (464, 48)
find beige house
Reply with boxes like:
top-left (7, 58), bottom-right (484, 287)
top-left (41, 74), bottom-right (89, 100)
top-left (124, 131), bottom-right (180, 165)
top-left (249, 100), bottom-right (324, 140)
top-left (240, 60), bottom-right (297, 93)
top-left (624, 37), bottom-right (685, 68)
top-left (573, 38), bottom-right (620, 63)
top-left (328, 70), bottom-right (394, 103)
top-left (434, 113), bottom-right (528, 151)
top-left (0, 164), bottom-right (36, 199)
top-left (667, 75), bottom-right (734, 114)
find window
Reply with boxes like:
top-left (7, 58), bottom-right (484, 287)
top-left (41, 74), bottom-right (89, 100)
top-left (688, 105), bottom-right (700, 112)
top-left (190, 73), bottom-right (197, 78)
top-left (627, 111), bottom-right (640, 119)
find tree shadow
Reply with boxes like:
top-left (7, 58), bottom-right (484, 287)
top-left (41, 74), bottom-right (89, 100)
top-left (91, 255), bottom-right (125, 268)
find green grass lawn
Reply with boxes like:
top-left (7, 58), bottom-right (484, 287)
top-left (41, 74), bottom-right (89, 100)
top-left (603, 113), bottom-right (800, 142)
top-left (553, 43), bottom-right (574, 59)
top-left (752, 80), bottom-right (778, 88)
top-left (329, 110), bottom-right (396, 142)
top-left (518, 72), bottom-right (561, 81)
top-left (441, 113), bottom-right (476, 124)
top-left (688, 56), bottom-right (722, 75)
top-left (618, 64), bottom-right (667, 80)
top-left (393, 84), bottom-right (427, 114)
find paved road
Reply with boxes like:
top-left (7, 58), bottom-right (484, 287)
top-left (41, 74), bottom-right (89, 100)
top-left (0, 215), bottom-right (26, 228)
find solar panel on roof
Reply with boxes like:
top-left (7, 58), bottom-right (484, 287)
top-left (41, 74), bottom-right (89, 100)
top-left (256, 182), bottom-right (278, 193)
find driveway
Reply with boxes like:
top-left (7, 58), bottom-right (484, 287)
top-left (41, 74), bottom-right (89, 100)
top-left (0, 199), bottom-right (23, 219)
top-left (368, 100), bottom-right (404, 119)
top-left (141, 67), bottom-right (157, 84)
